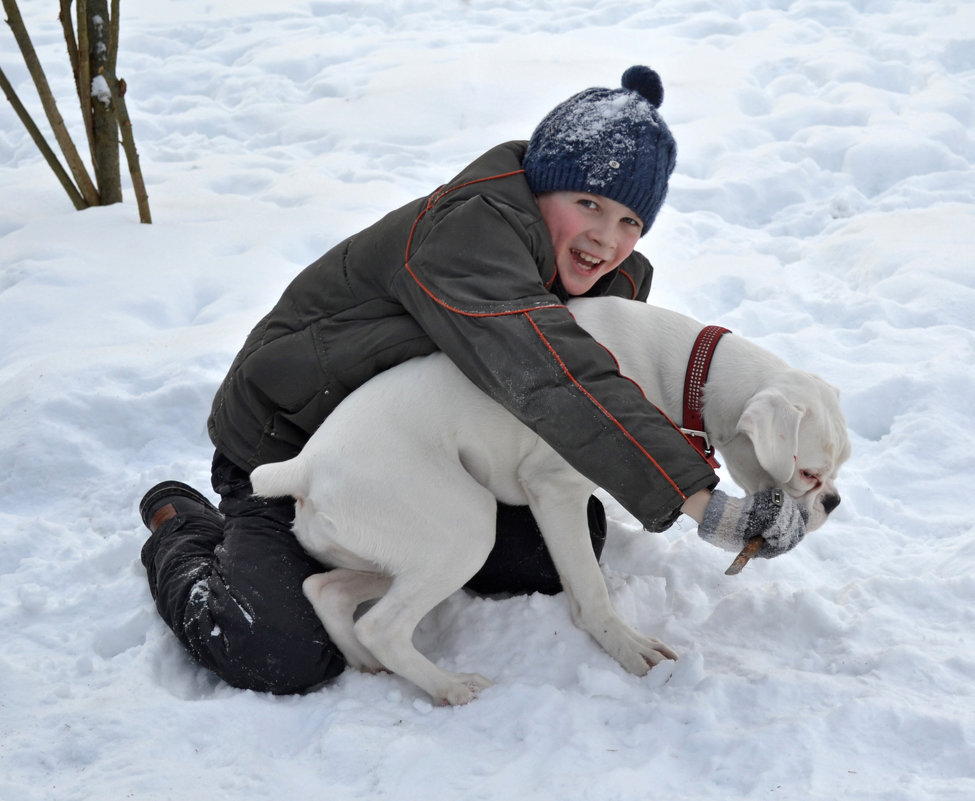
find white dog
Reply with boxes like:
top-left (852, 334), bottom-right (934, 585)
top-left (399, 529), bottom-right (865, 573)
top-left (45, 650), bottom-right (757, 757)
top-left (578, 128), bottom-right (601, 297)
top-left (250, 297), bottom-right (850, 705)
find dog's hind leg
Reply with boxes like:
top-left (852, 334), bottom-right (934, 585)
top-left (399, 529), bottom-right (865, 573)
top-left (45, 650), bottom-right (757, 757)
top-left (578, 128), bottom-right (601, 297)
top-left (354, 578), bottom-right (494, 705)
top-left (303, 570), bottom-right (390, 673)
top-left (349, 496), bottom-right (498, 705)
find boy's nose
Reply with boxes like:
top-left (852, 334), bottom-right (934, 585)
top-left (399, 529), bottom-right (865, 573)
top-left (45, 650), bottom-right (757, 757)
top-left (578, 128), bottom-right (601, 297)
top-left (588, 223), bottom-right (614, 249)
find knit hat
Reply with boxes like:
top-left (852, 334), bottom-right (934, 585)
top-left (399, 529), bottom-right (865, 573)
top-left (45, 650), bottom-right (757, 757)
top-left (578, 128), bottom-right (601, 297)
top-left (523, 65), bottom-right (676, 234)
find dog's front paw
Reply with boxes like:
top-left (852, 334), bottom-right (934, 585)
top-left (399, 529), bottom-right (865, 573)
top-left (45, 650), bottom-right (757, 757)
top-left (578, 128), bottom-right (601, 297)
top-left (435, 672), bottom-right (494, 706)
top-left (639, 637), bottom-right (680, 671)
top-left (607, 627), bottom-right (679, 676)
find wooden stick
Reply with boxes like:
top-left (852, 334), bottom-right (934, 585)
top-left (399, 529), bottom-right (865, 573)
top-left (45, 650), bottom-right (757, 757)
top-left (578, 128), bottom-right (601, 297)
top-left (725, 536), bottom-right (764, 576)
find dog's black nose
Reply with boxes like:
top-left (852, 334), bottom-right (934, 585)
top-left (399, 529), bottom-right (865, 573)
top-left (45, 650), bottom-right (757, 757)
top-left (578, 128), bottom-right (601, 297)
top-left (822, 493), bottom-right (841, 515)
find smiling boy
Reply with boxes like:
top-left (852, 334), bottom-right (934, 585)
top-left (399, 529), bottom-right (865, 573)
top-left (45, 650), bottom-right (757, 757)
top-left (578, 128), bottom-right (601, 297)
top-left (139, 67), bottom-right (724, 694)
top-left (536, 192), bottom-right (644, 295)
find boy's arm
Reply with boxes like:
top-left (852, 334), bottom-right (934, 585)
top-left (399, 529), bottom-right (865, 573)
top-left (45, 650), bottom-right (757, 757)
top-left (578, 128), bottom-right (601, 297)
top-left (391, 197), bottom-right (716, 530)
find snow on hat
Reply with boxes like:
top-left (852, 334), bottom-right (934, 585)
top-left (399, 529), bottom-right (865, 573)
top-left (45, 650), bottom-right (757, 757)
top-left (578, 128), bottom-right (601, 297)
top-left (523, 65), bottom-right (677, 234)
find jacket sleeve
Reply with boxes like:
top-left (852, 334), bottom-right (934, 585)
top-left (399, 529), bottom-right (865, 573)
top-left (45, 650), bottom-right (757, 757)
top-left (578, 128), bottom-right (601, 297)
top-left (389, 195), bottom-right (716, 529)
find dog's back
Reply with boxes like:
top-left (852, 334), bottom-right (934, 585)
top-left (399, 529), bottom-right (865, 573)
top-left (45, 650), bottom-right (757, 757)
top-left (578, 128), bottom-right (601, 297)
top-left (251, 350), bottom-right (551, 570)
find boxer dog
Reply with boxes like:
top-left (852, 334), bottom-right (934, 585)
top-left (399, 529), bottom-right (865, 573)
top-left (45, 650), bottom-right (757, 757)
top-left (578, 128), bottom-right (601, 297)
top-left (251, 297), bottom-right (850, 704)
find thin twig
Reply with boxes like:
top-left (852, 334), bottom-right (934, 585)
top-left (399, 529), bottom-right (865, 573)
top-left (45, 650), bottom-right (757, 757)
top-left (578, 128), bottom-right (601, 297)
top-left (105, 69), bottom-right (151, 223)
top-left (58, 0), bottom-right (79, 89)
top-left (107, 0), bottom-right (119, 76)
top-left (0, 65), bottom-right (88, 209)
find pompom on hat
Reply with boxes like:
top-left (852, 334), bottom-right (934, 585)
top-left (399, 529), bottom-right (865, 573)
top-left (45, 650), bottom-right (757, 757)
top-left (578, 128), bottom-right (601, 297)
top-left (523, 66), bottom-right (677, 235)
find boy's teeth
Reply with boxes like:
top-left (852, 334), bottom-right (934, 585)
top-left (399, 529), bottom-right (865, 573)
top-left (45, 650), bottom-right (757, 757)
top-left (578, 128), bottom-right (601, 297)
top-left (574, 250), bottom-right (601, 266)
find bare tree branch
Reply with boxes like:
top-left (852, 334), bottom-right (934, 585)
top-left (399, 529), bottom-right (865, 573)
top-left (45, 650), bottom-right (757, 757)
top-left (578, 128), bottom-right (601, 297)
top-left (0, 65), bottom-right (88, 210)
top-left (107, 0), bottom-right (119, 76)
top-left (2, 0), bottom-right (100, 205)
top-left (4, 0), bottom-right (149, 219)
top-left (58, 0), bottom-right (79, 88)
top-left (105, 70), bottom-right (151, 223)
top-left (59, 0), bottom-right (97, 171)
top-left (75, 0), bottom-right (95, 168)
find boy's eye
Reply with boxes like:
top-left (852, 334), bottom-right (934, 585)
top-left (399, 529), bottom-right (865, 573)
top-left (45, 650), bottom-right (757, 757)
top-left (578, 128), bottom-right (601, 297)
top-left (622, 217), bottom-right (641, 227)
top-left (577, 198), bottom-right (598, 209)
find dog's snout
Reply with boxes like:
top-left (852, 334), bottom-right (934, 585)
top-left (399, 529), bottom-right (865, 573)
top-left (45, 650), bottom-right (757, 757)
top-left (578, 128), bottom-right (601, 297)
top-left (822, 493), bottom-right (841, 515)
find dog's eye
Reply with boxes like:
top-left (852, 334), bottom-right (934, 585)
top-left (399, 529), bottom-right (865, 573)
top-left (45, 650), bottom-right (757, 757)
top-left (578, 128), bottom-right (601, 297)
top-left (800, 470), bottom-right (822, 488)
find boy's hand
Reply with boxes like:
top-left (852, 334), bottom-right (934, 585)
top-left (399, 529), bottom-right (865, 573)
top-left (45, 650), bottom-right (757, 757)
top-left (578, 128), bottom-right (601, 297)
top-left (698, 488), bottom-right (807, 559)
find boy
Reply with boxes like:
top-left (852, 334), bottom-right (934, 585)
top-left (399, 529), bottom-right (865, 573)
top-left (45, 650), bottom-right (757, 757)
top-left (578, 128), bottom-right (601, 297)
top-left (140, 66), bottom-right (805, 694)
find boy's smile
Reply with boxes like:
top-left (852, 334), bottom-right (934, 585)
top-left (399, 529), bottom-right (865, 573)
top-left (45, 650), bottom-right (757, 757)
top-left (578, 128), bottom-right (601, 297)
top-left (536, 191), bottom-right (644, 296)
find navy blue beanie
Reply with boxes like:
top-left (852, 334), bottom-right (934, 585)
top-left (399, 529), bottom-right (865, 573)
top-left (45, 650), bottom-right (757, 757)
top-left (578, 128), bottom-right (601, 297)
top-left (523, 66), bottom-right (677, 235)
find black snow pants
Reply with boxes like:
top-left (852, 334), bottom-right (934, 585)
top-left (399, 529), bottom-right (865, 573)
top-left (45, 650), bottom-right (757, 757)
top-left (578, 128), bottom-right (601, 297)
top-left (141, 451), bottom-right (607, 694)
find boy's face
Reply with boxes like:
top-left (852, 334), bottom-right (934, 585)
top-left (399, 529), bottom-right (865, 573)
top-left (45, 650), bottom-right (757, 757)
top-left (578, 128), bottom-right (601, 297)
top-left (536, 191), bottom-right (643, 297)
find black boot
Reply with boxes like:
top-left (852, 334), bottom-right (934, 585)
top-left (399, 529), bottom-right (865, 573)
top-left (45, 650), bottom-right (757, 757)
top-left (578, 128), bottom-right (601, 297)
top-left (139, 480), bottom-right (222, 533)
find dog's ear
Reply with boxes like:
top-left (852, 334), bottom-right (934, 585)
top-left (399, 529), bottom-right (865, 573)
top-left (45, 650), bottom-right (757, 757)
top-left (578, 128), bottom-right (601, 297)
top-left (736, 389), bottom-right (805, 483)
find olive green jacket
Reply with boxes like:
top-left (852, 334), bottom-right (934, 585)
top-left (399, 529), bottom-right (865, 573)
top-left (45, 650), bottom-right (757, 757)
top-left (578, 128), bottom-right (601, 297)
top-left (208, 141), bottom-right (715, 529)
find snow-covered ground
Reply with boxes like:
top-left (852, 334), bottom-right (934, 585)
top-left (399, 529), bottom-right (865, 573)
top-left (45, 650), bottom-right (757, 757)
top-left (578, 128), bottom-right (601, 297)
top-left (1, 1), bottom-right (973, 798)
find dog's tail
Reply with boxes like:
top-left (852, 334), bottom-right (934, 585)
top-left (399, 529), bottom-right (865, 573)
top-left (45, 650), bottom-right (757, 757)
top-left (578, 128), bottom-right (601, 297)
top-left (249, 457), bottom-right (309, 501)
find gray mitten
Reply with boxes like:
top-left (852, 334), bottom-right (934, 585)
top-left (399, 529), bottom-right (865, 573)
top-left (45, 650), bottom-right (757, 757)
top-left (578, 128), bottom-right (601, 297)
top-left (698, 488), bottom-right (808, 558)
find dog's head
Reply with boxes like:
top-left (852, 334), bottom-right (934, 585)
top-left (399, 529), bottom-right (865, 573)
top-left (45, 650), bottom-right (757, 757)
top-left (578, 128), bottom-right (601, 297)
top-left (721, 371), bottom-right (851, 532)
